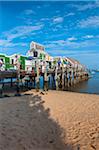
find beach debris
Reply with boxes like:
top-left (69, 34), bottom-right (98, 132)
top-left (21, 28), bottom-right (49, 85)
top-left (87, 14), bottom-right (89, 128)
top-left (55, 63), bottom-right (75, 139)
top-left (40, 92), bottom-right (45, 95)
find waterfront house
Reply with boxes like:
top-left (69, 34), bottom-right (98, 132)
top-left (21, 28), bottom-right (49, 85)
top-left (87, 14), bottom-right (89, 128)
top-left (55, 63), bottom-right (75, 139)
top-left (10, 54), bottom-right (27, 70)
top-left (27, 41), bottom-right (52, 61)
top-left (0, 54), bottom-right (11, 70)
top-left (27, 41), bottom-right (45, 59)
top-left (0, 41), bottom-right (86, 73)
top-left (27, 41), bottom-right (53, 69)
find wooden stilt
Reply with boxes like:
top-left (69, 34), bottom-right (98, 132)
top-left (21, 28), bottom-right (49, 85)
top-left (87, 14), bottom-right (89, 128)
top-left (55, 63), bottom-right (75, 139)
top-left (36, 60), bottom-right (40, 92)
top-left (52, 74), bottom-right (55, 89)
top-left (15, 77), bottom-right (21, 96)
top-left (55, 66), bottom-right (59, 90)
top-left (44, 62), bottom-right (49, 92)
top-left (73, 68), bottom-right (77, 85)
top-left (67, 67), bottom-right (70, 87)
top-left (69, 68), bottom-right (73, 86)
top-left (65, 67), bottom-right (68, 88)
top-left (62, 66), bottom-right (65, 90)
top-left (48, 74), bottom-right (51, 89)
top-left (10, 77), bottom-right (13, 87)
top-left (0, 84), bottom-right (3, 98)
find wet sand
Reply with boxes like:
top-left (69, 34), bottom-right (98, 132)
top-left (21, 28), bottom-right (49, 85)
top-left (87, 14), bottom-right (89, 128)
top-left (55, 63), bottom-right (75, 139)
top-left (0, 90), bottom-right (99, 150)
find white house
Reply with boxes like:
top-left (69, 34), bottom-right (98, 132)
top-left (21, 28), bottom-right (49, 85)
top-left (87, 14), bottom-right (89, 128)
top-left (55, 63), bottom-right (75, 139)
top-left (27, 41), bottom-right (52, 62)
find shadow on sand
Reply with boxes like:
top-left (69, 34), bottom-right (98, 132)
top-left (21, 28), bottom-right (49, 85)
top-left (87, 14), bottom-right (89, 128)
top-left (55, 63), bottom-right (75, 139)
top-left (27, 94), bottom-right (73, 150)
top-left (0, 94), bottom-right (77, 150)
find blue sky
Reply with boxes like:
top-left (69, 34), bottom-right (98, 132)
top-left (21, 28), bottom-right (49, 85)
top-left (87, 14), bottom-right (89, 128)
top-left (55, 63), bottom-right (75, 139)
top-left (0, 1), bottom-right (99, 69)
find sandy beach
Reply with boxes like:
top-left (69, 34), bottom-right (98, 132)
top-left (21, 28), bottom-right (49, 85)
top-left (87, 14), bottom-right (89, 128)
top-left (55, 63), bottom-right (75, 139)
top-left (0, 90), bottom-right (99, 150)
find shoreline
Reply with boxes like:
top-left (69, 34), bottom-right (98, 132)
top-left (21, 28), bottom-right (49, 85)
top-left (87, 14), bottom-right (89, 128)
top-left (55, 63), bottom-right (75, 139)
top-left (23, 89), bottom-right (99, 96)
top-left (1, 86), bottom-right (99, 98)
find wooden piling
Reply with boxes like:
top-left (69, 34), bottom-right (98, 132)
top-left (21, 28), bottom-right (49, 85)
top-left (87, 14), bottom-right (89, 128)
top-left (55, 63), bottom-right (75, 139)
top-left (52, 74), bottom-right (55, 89)
top-left (73, 67), bottom-right (77, 85)
top-left (65, 73), bottom-right (68, 89)
top-left (69, 67), bottom-right (73, 86)
top-left (44, 62), bottom-right (49, 92)
top-left (55, 66), bottom-right (59, 90)
top-left (66, 67), bottom-right (70, 88)
top-left (10, 77), bottom-right (13, 87)
top-left (36, 60), bottom-right (40, 92)
top-left (0, 84), bottom-right (3, 98)
top-left (15, 56), bottom-right (21, 96)
top-left (62, 66), bottom-right (65, 90)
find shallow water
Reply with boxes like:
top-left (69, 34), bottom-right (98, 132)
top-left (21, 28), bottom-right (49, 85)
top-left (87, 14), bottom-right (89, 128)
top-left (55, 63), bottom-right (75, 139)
top-left (68, 72), bottom-right (99, 95)
top-left (0, 72), bottom-right (99, 95)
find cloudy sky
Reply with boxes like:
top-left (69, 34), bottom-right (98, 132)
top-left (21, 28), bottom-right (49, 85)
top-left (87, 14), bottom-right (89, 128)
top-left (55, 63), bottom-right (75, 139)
top-left (0, 0), bottom-right (99, 69)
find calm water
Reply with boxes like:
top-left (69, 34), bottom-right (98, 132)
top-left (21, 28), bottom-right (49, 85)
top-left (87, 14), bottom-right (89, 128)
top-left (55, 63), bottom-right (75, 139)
top-left (68, 72), bottom-right (99, 95)
top-left (1, 72), bottom-right (99, 95)
top-left (42, 72), bottom-right (99, 95)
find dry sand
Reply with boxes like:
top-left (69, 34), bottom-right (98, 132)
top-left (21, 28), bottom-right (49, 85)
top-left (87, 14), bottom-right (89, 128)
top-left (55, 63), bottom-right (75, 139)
top-left (0, 90), bottom-right (99, 150)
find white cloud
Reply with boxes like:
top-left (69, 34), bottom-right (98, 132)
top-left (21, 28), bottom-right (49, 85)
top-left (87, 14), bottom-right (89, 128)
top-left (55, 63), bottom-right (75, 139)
top-left (0, 24), bottom-right (43, 49)
top-left (0, 39), bottom-right (27, 48)
top-left (78, 3), bottom-right (98, 11)
top-left (17, 9), bottom-right (36, 25)
top-left (40, 18), bottom-right (50, 21)
top-left (65, 12), bottom-right (75, 17)
top-left (83, 35), bottom-right (94, 39)
top-left (53, 17), bottom-right (64, 24)
top-left (78, 16), bottom-right (99, 28)
top-left (3, 24), bottom-right (43, 41)
top-left (72, 2), bottom-right (99, 11)
top-left (67, 37), bottom-right (77, 41)
top-left (23, 9), bottom-right (35, 15)
top-left (46, 49), bottom-right (99, 57)
top-left (45, 38), bottom-right (98, 51)
top-left (0, 40), bottom-right (8, 46)
top-left (82, 34), bottom-right (99, 39)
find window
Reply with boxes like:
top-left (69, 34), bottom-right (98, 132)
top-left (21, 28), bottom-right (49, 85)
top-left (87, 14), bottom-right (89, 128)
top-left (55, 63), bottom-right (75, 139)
top-left (0, 58), bottom-right (4, 62)
top-left (11, 59), bottom-right (14, 64)
top-left (34, 51), bottom-right (38, 57)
